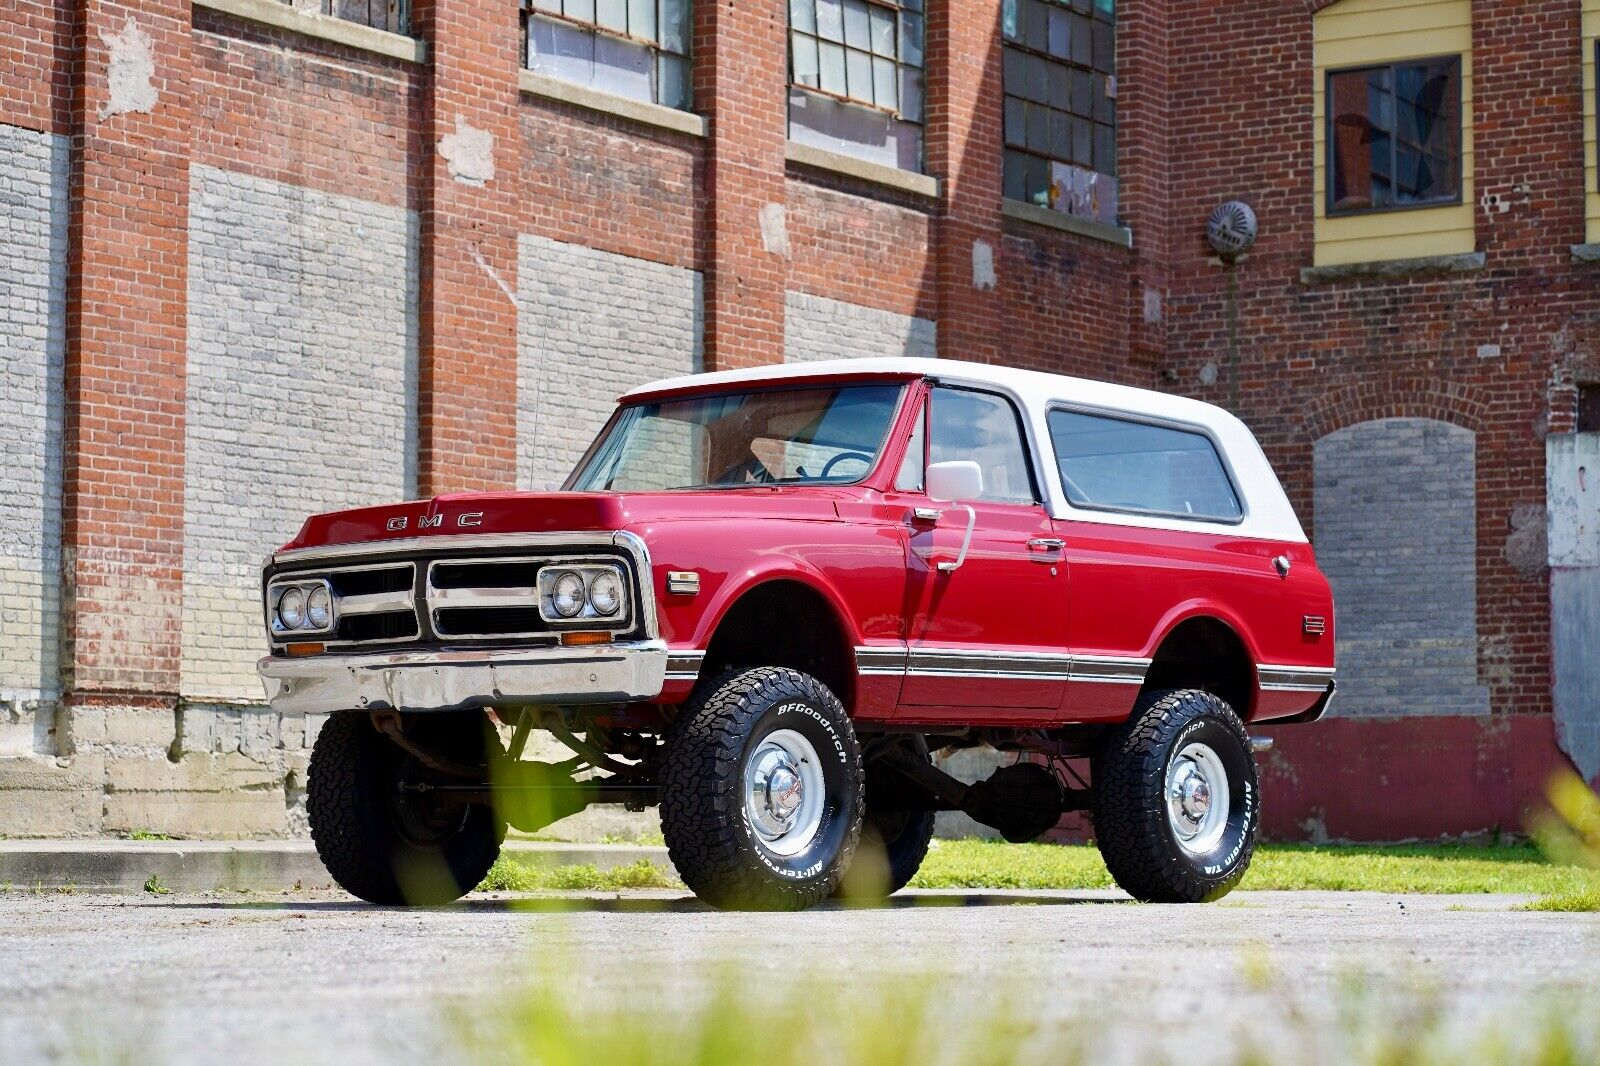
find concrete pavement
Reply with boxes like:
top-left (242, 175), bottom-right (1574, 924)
top-left (0, 888), bottom-right (1594, 1065)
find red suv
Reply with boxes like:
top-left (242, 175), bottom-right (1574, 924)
top-left (259, 359), bottom-right (1335, 910)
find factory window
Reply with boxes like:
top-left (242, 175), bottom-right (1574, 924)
top-left (286, 0), bottom-right (408, 34)
top-left (522, 0), bottom-right (692, 111)
top-left (1000, 0), bottom-right (1117, 225)
top-left (1327, 56), bottom-right (1462, 215)
top-left (787, 0), bottom-right (926, 173)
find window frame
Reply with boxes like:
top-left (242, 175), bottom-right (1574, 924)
top-left (562, 380), bottom-right (914, 493)
top-left (787, 0), bottom-right (926, 124)
top-left (520, 0), bottom-right (694, 112)
top-left (1324, 53), bottom-right (1464, 219)
top-left (925, 384), bottom-right (1044, 507)
top-left (1000, 0), bottom-right (1118, 207)
top-left (1045, 403), bottom-right (1249, 527)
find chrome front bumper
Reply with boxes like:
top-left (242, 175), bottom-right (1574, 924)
top-left (257, 641), bottom-right (669, 716)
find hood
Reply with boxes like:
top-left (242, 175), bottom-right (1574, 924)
top-left (278, 489), bottom-right (849, 553)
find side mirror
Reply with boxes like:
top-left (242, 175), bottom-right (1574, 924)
top-left (926, 460), bottom-right (983, 504)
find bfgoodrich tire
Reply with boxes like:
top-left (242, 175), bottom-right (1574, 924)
top-left (307, 711), bottom-right (503, 906)
top-left (661, 667), bottom-right (863, 910)
top-left (1091, 688), bottom-right (1259, 903)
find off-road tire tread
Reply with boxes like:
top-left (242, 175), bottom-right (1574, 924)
top-left (877, 807), bottom-right (936, 895)
top-left (1092, 688), bottom-right (1256, 903)
top-left (307, 712), bottom-right (407, 905)
top-left (661, 666), bottom-right (862, 911)
top-left (307, 712), bottom-right (501, 906)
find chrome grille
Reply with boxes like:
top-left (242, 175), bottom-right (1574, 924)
top-left (266, 538), bottom-right (646, 650)
top-left (427, 556), bottom-right (545, 639)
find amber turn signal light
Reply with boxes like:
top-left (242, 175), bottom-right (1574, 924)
top-left (285, 642), bottom-right (326, 657)
top-left (560, 631), bottom-right (611, 647)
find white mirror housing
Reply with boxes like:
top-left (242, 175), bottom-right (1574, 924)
top-left (926, 460), bottom-right (983, 504)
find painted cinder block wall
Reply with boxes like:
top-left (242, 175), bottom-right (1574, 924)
top-left (0, 0), bottom-right (1590, 839)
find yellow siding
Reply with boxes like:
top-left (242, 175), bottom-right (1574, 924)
top-left (1586, 0), bottom-right (1600, 244)
top-left (1312, 0), bottom-right (1475, 267)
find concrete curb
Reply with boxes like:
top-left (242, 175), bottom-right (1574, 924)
top-left (0, 839), bottom-right (673, 895)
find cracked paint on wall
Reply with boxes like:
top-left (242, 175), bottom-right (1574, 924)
top-left (99, 17), bottom-right (157, 120)
top-left (438, 117), bottom-right (495, 187)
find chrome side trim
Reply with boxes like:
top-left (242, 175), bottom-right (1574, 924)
top-left (853, 646), bottom-right (1150, 684)
top-left (1257, 664), bottom-right (1338, 692)
top-left (855, 646), bottom-right (908, 677)
top-left (665, 650), bottom-right (706, 683)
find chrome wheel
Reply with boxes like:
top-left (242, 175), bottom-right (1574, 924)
top-left (744, 729), bottom-right (826, 857)
top-left (1165, 741), bottom-right (1230, 856)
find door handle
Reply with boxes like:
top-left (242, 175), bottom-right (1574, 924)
top-left (910, 507), bottom-right (942, 524)
top-left (1027, 537), bottom-right (1065, 552)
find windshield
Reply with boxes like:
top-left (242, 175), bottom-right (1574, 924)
top-left (566, 383), bottom-right (906, 491)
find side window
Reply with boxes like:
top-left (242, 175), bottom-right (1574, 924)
top-left (927, 387), bottom-right (1038, 504)
top-left (894, 397), bottom-right (925, 491)
top-left (1047, 409), bottom-right (1242, 522)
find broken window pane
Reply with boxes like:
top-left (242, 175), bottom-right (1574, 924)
top-left (869, 3), bottom-right (896, 57)
top-left (660, 0), bottom-right (688, 51)
top-left (792, 32), bottom-right (821, 86)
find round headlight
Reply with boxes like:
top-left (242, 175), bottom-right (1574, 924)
top-left (551, 571), bottom-right (587, 618)
top-left (305, 585), bottom-right (332, 630)
top-left (277, 586), bottom-right (306, 630)
top-left (588, 570), bottom-right (623, 617)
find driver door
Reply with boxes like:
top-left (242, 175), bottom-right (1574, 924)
top-left (889, 385), bottom-right (1070, 713)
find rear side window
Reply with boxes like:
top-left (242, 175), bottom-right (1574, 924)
top-left (1047, 409), bottom-right (1243, 522)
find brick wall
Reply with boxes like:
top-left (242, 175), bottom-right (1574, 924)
top-left (3, 0), bottom-right (1589, 840)
top-left (1313, 418), bottom-right (1489, 717)
top-left (784, 291), bottom-right (937, 363)
top-left (182, 164), bottom-right (419, 702)
top-left (0, 123), bottom-right (69, 752)
top-left (516, 234), bottom-right (703, 490)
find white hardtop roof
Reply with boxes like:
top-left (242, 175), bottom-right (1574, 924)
top-left (621, 357), bottom-right (1306, 543)
top-left (624, 357), bottom-right (1245, 434)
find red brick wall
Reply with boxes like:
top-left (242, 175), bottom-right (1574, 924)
top-left (0, 0), bottom-right (72, 134)
top-left (61, 0), bottom-right (194, 702)
top-left (412, 0), bottom-right (523, 494)
top-left (1160, 0), bottom-right (1591, 722)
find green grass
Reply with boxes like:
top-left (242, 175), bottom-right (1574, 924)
top-left (476, 840), bottom-right (1600, 900)
top-left (910, 839), bottom-right (1600, 896)
top-left (1517, 888), bottom-right (1600, 913)
top-left (477, 856), bottom-right (677, 893)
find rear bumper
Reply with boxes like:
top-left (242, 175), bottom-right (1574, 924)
top-left (257, 641), bottom-right (668, 716)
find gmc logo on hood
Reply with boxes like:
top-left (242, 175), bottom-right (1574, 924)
top-left (387, 512), bottom-right (483, 531)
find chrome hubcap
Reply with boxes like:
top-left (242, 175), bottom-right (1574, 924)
top-left (745, 729), bottom-right (825, 857)
top-left (1165, 741), bottom-right (1230, 856)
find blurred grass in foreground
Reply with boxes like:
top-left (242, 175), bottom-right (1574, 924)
top-left (478, 857), bottom-right (676, 893)
top-left (1522, 770), bottom-right (1600, 912)
top-left (448, 961), bottom-right (1600, 1066)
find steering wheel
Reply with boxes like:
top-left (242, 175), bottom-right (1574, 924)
top-left (819, 450), bottom-right (875, 480)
